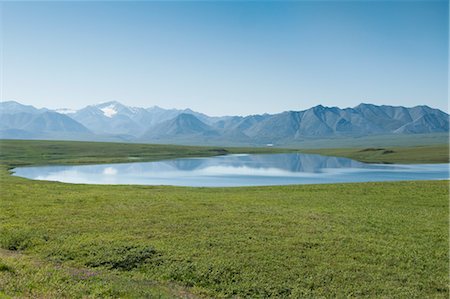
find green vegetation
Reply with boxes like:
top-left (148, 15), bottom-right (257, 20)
top-left (286, 132), bottom-right (449, 149)
top-left (1, 139), bottom-right (448, 167)
top-left (0, 139), bottom-right (448, 298)
top-left (0, 249), bottom-right (193, 298)
top-left (0, 139), bottom-right (289, 168)
top-left (304, 144), bottom-right (449, 164)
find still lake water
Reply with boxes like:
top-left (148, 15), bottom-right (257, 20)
top-left (12, 153), bottom-right (449, 187)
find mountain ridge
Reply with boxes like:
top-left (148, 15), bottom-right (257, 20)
top-left (1, 100), bottom-right (448, 146)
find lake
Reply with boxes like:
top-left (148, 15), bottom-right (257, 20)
top-left (12, 153), bottom-right (449, 187)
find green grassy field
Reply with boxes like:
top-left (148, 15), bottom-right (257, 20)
top-left (287, 132), bottom-right (450, 149)
top-left (0, 139), bottom-right (291, 168)
top-left (1, 139), bottom-right (448, 167)
top-left (0, 140), bottom-right (448, 298)
top-left (304, 144), bottom-right (449, 164)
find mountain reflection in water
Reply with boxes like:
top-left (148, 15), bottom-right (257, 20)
top-left (12, 153), bottom-right (449, 187)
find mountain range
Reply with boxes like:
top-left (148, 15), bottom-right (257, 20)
top-left (1, 100), bottom-right (448, 146)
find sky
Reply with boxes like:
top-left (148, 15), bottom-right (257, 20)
top-left (0, 0), bottom-right (448, 116)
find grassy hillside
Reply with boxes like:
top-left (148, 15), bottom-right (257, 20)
top-left (1, 139), bottom-right (448, 167)
top-left (0, 139), bottom-right (289, 168)
top-left (285, 132), bottom-right (450, 149)
top-left (0, 139), bottom-right (448, 298)
top-left (304, 144), bottom-right (449, 164)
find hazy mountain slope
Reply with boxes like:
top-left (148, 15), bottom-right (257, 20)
top-left (0, 101), bottom-right (94, 140)
top-left (353, 103), bottom-right (402, 131)
top-left (244, 112), bottom-right (302, 141)
top-left (1, 113), bottom-right (38, 130)
top-left (0, 128), bottom-right (36, 139)
top-left (0, 100), bottom-right (46, 115)
top-left (394, 114), bottom-right (449, 134)
top-left (24, 112), bottom-right (91, 133)
top-left (141, 113), bottom-right (218, 140)
top-left (68, 101), bottom-right (228, 136)
top-left (1, 100), bottom-right (448, 145)
top-left (1, 110), bottom-right (90, 134)
top-left (0, 112), bottom-right (93, 140)
top-left (69, 101), bottom-right (146, 135)
top-left (297, 106), bottom-right (336, 137)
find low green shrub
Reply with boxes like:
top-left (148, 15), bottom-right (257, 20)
top-left (0, 227), bottom-right (44, 251)
top-left (85, 244), bottom-right (160, 270)
top-left (44, 239), bottom-right (162, 271)
top-left (0, 261), bottom-right (14, 273)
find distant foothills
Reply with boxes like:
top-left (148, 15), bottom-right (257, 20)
top-left (0, 100), bottom-right (448, 147)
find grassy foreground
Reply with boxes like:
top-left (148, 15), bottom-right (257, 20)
top-left (0, 140), bottom-right (448, 298)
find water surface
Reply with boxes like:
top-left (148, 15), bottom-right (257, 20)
top-left (12, 153), bottom-right (449, 187)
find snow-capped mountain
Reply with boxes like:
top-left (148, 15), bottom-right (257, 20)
top-left (1, 100), bottom-right (448, 146)
top-left (68, 101), bottom-right (148, 136)
top-left (66, 101), bottom-right (228, 136)
top-left (55, 108), bottom-right (77, 115)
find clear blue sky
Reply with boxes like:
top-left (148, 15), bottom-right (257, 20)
top-left (1, 1), bottom-right (448, 115)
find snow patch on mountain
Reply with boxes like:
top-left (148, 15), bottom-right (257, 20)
top-left (55, 108), bottom-right (77, 114)
top-left (100, 105), bottom-right (118, 118)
